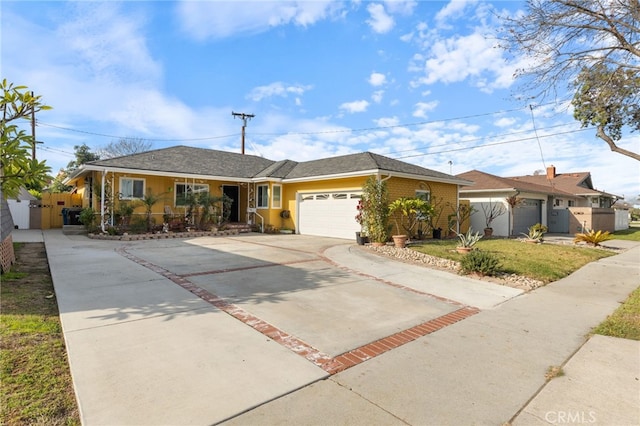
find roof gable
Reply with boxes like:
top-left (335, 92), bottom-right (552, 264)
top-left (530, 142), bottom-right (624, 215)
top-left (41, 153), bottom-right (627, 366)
top-left (457, 170), bottom-right (576, 196)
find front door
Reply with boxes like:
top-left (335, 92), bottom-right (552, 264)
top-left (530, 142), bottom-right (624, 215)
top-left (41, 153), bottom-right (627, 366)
top-left (222, 185), bottom-right (240, 222)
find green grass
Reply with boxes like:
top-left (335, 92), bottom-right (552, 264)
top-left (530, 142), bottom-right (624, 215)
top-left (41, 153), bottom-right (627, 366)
top-left (411, 238), bottom-right (614, 283)
top-left (593, 286), bottom-right (640, 340)
top-left (0, 245), bottom-right (80, 426)
top-left (611, 224), bottom-right (640, 241)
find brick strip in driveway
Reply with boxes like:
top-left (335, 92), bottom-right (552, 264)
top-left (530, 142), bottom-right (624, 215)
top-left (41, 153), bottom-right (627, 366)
top-left (116, 245), bottom-right (479, 374)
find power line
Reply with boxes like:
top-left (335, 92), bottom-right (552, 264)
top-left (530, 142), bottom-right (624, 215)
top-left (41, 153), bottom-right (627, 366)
top-left (36, 121), bottom-right (240, 142)
top-left (394, 127), bottom-right (591, 159)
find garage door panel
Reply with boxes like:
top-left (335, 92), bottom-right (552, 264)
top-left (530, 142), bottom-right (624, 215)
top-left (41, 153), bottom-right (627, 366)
top-left (299, 192), bottom-right (361, 240)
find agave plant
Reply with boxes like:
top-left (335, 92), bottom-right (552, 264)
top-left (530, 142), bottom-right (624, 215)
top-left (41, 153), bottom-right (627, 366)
top-left (573, 229), bottom-right (613, 247)
top-left (521, 226), bottom-right (545, 242)
top-left (456, 229), bottom-right (483, 248)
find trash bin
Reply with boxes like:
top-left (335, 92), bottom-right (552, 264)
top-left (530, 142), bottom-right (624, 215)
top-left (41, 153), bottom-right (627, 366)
top-left (68, 208), bottom-right (83, 226)
top-left (61, 208), bottom-right (69, 225)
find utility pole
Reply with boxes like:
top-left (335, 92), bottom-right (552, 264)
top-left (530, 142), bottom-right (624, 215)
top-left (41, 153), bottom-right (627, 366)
top-left (31, 92), bottom-right (36, 160)
top-left (232, 111), bottom-right (254, 154)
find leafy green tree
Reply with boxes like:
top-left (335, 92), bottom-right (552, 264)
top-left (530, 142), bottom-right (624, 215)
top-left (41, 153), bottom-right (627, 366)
top-left (500, 0), bottom-right (640, 161)
top-left (66, 143), bottom-right (100, 171)
top-left (572, 64), bottom-right (640, 161)
top-left (1, 79), bottom-right (51, 198)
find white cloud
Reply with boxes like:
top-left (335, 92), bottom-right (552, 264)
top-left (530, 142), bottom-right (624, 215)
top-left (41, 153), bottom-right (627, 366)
top-left (177, 1), bottom-right (342, 40)
top-left (339, 100), bottom-right (370, 113)
top-left (435, 0), bottom-right (477, 26)
top-left (368, 72), bottom-right (387, 86)
top-left (494, 117), bottom-right (517, 128)
top-left (384, 0), bottom-right (418, 15)
top-left (412, 101), bottom-right (439, 118)
top-left (58, 2), bottom-right (161, 85)
top-left (414, 31), bottom-right (515, 93)
top-left (366, 3), bottom-right (394, 34)
top-left (247, 82), bottom-right (313, 102)
top-left (372, 90), bottom-right (384, 103)
top-left (374, 116), bottom-right (400, 127)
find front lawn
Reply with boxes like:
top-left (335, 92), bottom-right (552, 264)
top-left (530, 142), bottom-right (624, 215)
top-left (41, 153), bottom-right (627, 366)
top-left (410, 238), bottom-right (614, 283)
top-left (0, 243), bottom-right (80, 425)
top-left (593, 286), bottom-right (640, 340)
top-left (612, 224), bottom-right (640, 241)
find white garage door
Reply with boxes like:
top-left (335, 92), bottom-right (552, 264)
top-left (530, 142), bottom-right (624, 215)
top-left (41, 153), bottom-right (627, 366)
top-left (298, 192), bottom-right (362, 240)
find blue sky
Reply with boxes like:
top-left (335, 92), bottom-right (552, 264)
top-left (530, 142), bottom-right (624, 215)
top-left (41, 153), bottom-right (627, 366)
top-left (3, 1), bottom-right (639, 201)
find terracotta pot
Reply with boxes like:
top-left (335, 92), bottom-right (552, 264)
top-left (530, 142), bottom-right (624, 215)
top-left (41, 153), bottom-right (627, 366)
top-left (484, 228), bottom-right (493, 237)
top-left (370, 242), bottom-right (386, 247)
top-left (392, 235), bottom-right (408, 248)
top-left (456, 246), bottom-right (473, 254)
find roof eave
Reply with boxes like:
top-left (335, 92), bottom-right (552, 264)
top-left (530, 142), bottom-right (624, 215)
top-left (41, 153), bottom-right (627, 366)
top-left (66, 165), bottom-right (254, 183)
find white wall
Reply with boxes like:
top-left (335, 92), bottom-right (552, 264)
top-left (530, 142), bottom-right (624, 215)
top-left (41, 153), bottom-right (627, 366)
top-left (7, 199), bottom-right (29, 229)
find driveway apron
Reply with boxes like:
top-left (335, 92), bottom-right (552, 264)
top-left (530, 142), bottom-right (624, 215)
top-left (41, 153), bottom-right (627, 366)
top-left (45, 231), bottom-right (511, 425)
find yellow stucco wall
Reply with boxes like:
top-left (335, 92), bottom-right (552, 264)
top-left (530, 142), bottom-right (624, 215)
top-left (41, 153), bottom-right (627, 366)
top-left (72, 171), bottom-right (462, 233)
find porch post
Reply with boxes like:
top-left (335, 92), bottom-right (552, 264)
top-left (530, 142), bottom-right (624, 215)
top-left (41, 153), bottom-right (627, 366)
top-left (100, 169), bottom-right (106, 233)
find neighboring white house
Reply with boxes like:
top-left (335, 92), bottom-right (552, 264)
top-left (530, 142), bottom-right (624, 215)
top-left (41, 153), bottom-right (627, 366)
top-left (457, 166), bottom-right (622, 236)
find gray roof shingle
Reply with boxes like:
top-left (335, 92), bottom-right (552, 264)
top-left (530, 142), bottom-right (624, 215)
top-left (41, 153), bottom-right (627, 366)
top-left (88, 146), bottom-right (275, 179)
top-left (78, 146), bottom-right (464, 183)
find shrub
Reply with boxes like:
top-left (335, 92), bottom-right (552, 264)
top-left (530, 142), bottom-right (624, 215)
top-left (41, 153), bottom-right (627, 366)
top-left (574, 229), bottom-right (613, 246)
top-left (79, 208), bottom-right (97, 232)
top-left (459, 249), bottom-right (502, 276)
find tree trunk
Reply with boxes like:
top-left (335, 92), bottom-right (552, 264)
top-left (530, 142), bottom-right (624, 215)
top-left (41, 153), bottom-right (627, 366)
top-left (597, 126), bottom-right (640, 161)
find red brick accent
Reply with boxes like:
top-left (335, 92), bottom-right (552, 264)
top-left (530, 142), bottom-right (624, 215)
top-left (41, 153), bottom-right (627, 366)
top-left (117, 246), bottom-right (480, 375)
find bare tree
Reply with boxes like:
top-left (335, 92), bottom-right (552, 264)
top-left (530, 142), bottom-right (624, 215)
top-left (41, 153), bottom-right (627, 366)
top-left (98, 137), bottom-right (153, 159)
top-left (500, 0), bottom-right (640, 161)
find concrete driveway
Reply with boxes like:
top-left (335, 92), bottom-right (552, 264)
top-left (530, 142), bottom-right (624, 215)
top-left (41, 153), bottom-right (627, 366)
top-left (41, 231), bottom-right (520, 425)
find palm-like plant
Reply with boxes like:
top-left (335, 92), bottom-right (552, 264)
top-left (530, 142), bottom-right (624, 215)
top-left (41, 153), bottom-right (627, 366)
top-left (574, 229), bottom-right (613, 247)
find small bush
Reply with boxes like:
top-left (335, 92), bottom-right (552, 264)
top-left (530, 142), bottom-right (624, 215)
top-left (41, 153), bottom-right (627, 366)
top-left (459, 249), bottom-right (502, 276)
top-left (79, 208), bottom-right (97, 232)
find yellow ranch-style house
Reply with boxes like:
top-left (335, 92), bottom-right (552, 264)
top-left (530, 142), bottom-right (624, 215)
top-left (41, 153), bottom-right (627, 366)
top-left (65, 146), bottom-right (472, 239)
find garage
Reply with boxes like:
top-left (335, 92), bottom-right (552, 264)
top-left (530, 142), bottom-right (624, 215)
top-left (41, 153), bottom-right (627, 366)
top-left (297, 191), bottom-right (362, 240)
top-left (513, 199), bottom-right (542, 235)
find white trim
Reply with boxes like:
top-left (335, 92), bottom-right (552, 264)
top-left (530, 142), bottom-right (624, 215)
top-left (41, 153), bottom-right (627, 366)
top-left (256, 184), bottom-right (269, 209)
top-left (119, 176), bottom-right (146, 200)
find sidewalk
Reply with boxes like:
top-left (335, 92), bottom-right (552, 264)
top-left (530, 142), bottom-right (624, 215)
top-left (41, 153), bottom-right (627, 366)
top-left (13, 229), bottom-right (640, 425)
top-left (228, 239), bottom-right (640, 425)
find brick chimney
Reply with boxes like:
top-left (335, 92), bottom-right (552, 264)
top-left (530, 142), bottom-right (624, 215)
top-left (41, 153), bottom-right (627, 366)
top-left (546, 165), bottom-right (556, 180)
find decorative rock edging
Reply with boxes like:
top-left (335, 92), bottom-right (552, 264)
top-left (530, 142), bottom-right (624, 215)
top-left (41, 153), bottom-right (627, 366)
top-left (88, 229), bottom-right (239, 241)
top-left (365, 244), bottom-right (544, 291)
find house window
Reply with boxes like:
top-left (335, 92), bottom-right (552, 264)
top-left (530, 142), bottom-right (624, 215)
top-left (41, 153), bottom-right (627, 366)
top-left (415, 190), bottom-right (430, 202)
top-left (175, 183), bottom-right (209, 206)
top-left (554, 199), bottom-right (564, 207)
top-left (257, 185), bottom-right (269, 208)
top-left (272, 184), bottom-right (282, 209)
top-left (568, 200), bottom-right (575, 207)
top-left (120, 178), bottom-right (145, 199)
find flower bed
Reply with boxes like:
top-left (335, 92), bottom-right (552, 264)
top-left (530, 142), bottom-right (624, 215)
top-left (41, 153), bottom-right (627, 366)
top-left (88, 229), bottom-right (239, 241)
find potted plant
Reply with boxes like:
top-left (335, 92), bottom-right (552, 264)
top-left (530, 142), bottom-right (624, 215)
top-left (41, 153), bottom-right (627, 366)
top-left (360, 176), bottom-right (390, 246)
top-left (481, 201), bottom-right (507, 237)
top-left (455, 229), bottom-right (482, 254)
top-left (425, 196), bottom-right (445, 239)
top-left (388, 197), bottom-right (433, 248)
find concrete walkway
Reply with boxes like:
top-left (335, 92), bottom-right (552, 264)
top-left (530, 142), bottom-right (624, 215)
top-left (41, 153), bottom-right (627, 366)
top-left (12, 230), bottom-right (640, 425)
